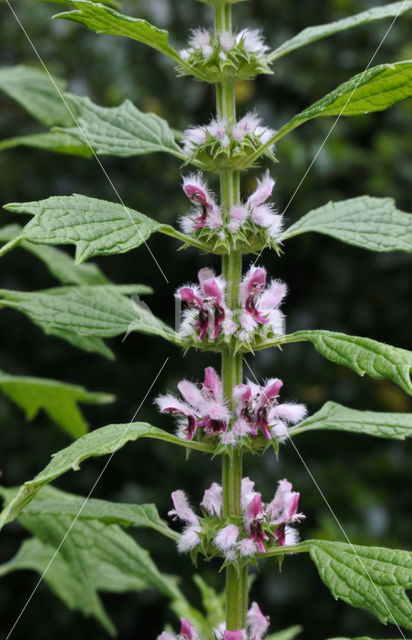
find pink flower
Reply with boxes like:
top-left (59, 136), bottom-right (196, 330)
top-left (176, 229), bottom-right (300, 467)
top-left (182, 174), bottom-right (222, 230)
top-left (247, 172), bottom-right (274, 209)
top-left (245, 493), bottom-right (269, 553)
top-left (155, 395), bottom-right (199, 440)
top-left (201, 481), bottom-right (223, 516)
top-left (239, 266), bottom-right (287, 336)
top-left (180, 618), bottom-right (198, 640)
top-left (223, 631), bottom-right (245, 640)
top-left (232, 112), bottom-right (261, 141)
top-left (183, 126), bottom-right (207, 153)
top-left (169, 490), bottom-right (200, 527)
top-left (157, 633), bottom-right (175, 640)
top-left (267, 479), bottom-right (305, 546)
top-left (215, 524), bottom-right (240, 552)
top-left (179, 268), bottom-right (229, 341)
top-left (178, 526), bottom-right (201, 552)
top-left (233, 377), bottom-right (305, 441)
top-left (246, 171), bottom-right (282, 236)
top-left (247, 602), bottom-right (269, 640)
top-left (156, 367), bottom-right (229, 439)
top-left (238, 538), bottom-right (257, 556)
top-left (228, 205), bottom-right (248, 233)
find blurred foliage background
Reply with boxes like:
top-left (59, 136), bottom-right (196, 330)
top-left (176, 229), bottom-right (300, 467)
top-left (0, 0), bottom-right (411, 638)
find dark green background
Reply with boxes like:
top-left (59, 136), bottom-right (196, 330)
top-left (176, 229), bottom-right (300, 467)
top-left (0, 0), bottom-right (411, 638)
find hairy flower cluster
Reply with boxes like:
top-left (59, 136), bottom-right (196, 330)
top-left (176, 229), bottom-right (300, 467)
top-left (177, 266), bottom-right (286, 348)
top-left (167, 478), bottom-right (304, 558)
top-left (182, 113), bottom-right (276, 172)
top-left (178, 28), bottom-right (272, 83)
top-left (180, 170), bottom-right (282, 251)
top-left (155, 366), bottom-right (306, 445)
top-left (158, 601), bottom-right (269, 640)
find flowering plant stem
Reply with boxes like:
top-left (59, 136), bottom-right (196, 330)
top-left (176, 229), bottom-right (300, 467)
top-left (215, 3), bottom-right (248, 629)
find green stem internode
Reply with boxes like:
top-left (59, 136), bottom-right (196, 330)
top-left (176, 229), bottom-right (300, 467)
top-left (213, 3), bottom-right (248, 630)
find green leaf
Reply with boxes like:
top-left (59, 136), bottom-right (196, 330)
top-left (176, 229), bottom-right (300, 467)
top-left (262, 331), bottom-right (412, 396)
top-left (4, 194), bottom-right (199, 262)
top-left (0, 284), bottom-right (181, 359)
top-left (57, 94), bottom-right (184, 158)
top-left (55, 1), bottom-right (184, 65)
top-left (290, 401), bottom-right (412, 440)
top-left (269, 2), bottom-right (412, 62)
top-left (0, 422), bottom-right (213, 530)
top-left (281, 196), bottom-right (412, 253)
top-left (0, 497), bottom-right (182, 635)
top-left (248, 60), bottom-right (412, 163)
top-left (0, 537), bottom-right (116, 635)
top-left (308, 539), bottom-right (412, 629)
top-left (0, 65), bottom-right (73, 127)
top-left (0, 224), bottom-right (109, 285)
top-left (0, 370), bottom-right (113, 438)
top-left (266, 626), bottom-right (303, 640)
top-left (16, 485), bottom-right (177, 540)
top-left (0, 131), bottom-right (92, 156)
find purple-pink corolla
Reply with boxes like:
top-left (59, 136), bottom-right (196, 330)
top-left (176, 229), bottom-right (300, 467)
top-left (209, 476), bottom-right (305, 556)
top-left (156, 366), bottom-right (230, 440)
top-left (243, 171), bottom-right (283, 236)
top-left (239, 266), bottom-right (286, 335)
top-left (233, 378), bottom-right (307, 440)
top-left (182, 173), bottom-right (223, 231)
top-left (267, 479), bottom-right (305, 546)
top-left (157, 618), bottom-right (198, 640)
top-left (246, 602), bottom-right (269, 640)
top-left (178, 268), bottom-right (235, 341)
top-left (168, 490), bottom-right (202, 553)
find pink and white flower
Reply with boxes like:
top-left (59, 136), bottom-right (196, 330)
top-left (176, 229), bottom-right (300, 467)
top-left (168, 491), bottom-right (202, 553)
top-left (236, 29), bottom-right (268, 54)
top-left (246, 171), bottom-right (283, 236)
top-left (267, 479), bottom-right (305, 546)
top-left (223, 632), bottom-right (245, 640)
top-left (244, 493), bottom-right (269, 553)
top-left (182, 174), bottom-right (222, 231)
top-left (156, 367), bottom-right (230, 440)
top-left (239, 266), bottom-right (287, 337)
top-left (178, 268), bottom-right (233, 341)
top-left (215, 524), bottom-right (240, 551)
top-left (247, 602), bottom-right (269, 640)
top-left (233, 377), bottom-right (306, 441)
top-left (201, 482), bottom-right (223, 516)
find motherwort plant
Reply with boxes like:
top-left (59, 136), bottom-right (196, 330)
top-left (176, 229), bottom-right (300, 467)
top-left (0, 0), bottom-right (411, 638)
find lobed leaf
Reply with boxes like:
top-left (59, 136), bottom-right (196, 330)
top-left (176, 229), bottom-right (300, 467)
top-left (0, 284), bottom-right (181, 358)
top-left (0, 502), bottom-right (181, 635)
top-left (269, 2), bottom-right (412, 62)
top-left (0, 422), bottom-right (213, 530)
top-left (0, 536), bottom-right (117, 635)
top-left (290, 401), bottom-right (412, 440)
top-left (55, 0), bottom-right (184, 65)
top-left (0, 131), bottom-right (92, 156)
top-left (15, 485), bottom-right (178, 540)
top-left (4, 194), bottom-right (200, 263)
top-left (0, 224), bottom-right (109, 285)
top-left (281, 196), bottom-right (412, 253)
top-left (0, 370), bottom-right (113, 438)
top-left (248, 60), bottom-right (412, 163)
top-left (0, 65), bottom-right (73, 127)
top-left (261, 330), bottom-right (412, 395)
top-left (58, 94), bottom-right (184, 158)
top-left (308, 539), bottom-right (412, 629)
